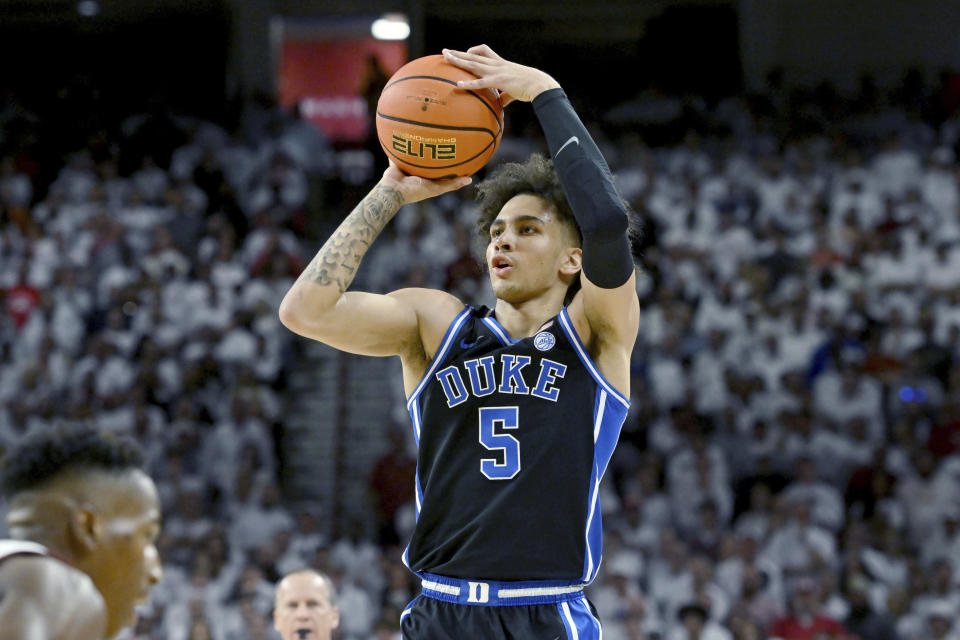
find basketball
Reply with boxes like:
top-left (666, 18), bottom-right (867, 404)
top-left (375, 54), bottom-right (504, 179)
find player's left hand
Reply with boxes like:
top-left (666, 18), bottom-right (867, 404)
top-left (442, 45), bottom-right (560, 106)
top-left (380, 160), bottom-right (472, 205)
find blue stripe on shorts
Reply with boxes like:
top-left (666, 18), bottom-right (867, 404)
top-left (558, 597), bottom-right (602, 640)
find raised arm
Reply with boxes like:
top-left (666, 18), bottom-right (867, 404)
top-left (278, 163), bottom-right (472, 361)
top-left (444, 46), bottom-right (639, 373)
top-left (530, 84), bottom-right (639, 349)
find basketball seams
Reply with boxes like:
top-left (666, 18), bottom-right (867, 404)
top-left (465, 89), bottom-right (503, 135)
top-left (381, 76), bottom-right (503, 133)
top-left (384, 74), bottom-right (460, 91)
top-left (376, 112), bottom-right (497, 136)
top-left (376, 55), bottom-right (504, 177)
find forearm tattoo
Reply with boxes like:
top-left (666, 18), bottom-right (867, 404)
top-left (299, 184), bottom-right (405, 293)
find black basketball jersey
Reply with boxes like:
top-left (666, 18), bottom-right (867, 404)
top-left (403, 305), bottom-right (629, 583)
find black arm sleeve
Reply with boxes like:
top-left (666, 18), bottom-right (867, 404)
top-left (532, 88), bottom-right (633, 289)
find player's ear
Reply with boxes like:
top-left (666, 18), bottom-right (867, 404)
top-left (331, 607), bottom-right (341, 630)
top-left (559, 246), bottom-right (582, 277)
top-left (68, 504), bottom-right (101, 552)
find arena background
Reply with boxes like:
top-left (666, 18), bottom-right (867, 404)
top-left (3, 1), bottom-right (960, 639)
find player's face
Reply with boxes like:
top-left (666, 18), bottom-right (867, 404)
top-left (86, 470), bottom-right (163, 637)
top-left (274, 573), bottom-right (340, 640)
top-left (486, 194), bottom-right (580, 303)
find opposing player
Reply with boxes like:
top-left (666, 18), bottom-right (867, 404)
top-left (273, 569), bottom-right (341, 640)
top-left (0, 427), bottom-right (162, 639)
top-left (279, 44), bottom-right (639, 639)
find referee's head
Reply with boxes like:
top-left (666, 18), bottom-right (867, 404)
top-left (273, 568), bottom-right (340, 640)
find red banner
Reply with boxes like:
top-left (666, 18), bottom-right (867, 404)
top-left (278, 37), bottom-right (407, 143)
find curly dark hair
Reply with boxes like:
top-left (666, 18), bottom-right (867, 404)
top-left (475, 153), bottom-right (641, 304)
top-left (0, 426), bottom-right (144, 497)
top-left (475, 154), bottom-right (582, 302)
top-left (475, 153), bottom-right (580, 246)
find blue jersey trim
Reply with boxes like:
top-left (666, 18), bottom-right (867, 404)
top-left (481, 316), bottom-right (522, 345)
top-left (557, 308), bottom-right (629, 407)
top-left (414, 468), bottom-right (423, 518)
top-left (582, 387), bottom-right (629, 584)
top-left (402, 460), bottom-right (425, 569)
top-left (594, 389), bottom-right (623, 477)
top-left (559, 597), bottom-right (603, 640)
top-left (406, 306), bottom-right (473, 409)
top-left (403, 307), bottom-right (470, 576)
top-left (581, 457), bottom-right (601, 582)
top-left (408, 402), bottom-right (420, 444)
top-left (399, 600), bottom-right (415, 624)
top-left (408, 403), bottom-right (422, 444)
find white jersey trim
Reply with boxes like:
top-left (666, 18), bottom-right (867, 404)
top-left (420, 579), bottom-right (461, 596)
top-left (0, 540), bottom-right (48, 559)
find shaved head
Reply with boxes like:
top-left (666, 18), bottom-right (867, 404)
top-left (274, 569), bottom-right (339, 640)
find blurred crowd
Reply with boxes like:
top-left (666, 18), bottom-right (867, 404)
top-left (2, 66), bottom-right (960, 640)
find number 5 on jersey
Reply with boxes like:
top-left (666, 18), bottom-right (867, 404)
top-left (478, 406), bottom-right (521, 480)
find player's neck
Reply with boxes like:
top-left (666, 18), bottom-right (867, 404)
top-left (7, 494), bottom-right (80, 561)
top-left (8, 526), bottom-right (71, 563)
top-left (492, 296), bottom-right (563, 339)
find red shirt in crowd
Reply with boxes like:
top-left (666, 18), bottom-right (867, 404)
top-left (769, 614), bottom-right (856, 640)
top-left (4, 283), bottom-right (39, 328)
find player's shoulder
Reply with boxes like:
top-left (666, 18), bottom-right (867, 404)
top-left (390, 287), bottom-right (468, 359)
top-left (0, 552), bottom-right (106, 636)
top-left (0, 552), bottom-right (101, 603)
top-left (390, 287), bottom-right (466, 324)
top-left (389, 286), bottom-right (463, 308)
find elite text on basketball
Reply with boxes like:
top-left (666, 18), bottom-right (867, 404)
top-left (392, 133), bottom-right (457, 160)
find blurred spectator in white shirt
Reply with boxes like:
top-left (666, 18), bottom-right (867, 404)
top-left (780, 456), bottom-right (845, 532)
top-left (897, 449), bottom-right (956, 548)
top-left (761, 499), bottom-right (837, 579)
top-left (666, 602), bottom-right (732, 640)
top-left (230, 480), bottom-right (295, 554)
top-left (330, 520), bottom-right (384, 596)
top-left (591, 556), bottom-right (656, 640)
top-left (327, 564), bottom-right (377, 640)
top-left (872, 134), bottom-right (922, 199)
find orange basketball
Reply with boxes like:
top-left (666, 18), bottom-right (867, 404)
top-left (375, 55), bottom-right (504, 179)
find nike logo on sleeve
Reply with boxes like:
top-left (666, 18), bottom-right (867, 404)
top-left (555, 136), bottom-right (579, 157)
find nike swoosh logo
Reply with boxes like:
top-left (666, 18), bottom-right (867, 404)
top-left (460, 336), bottom-right (484, 349)
top-left (556, 135), bottom-right (579, 157)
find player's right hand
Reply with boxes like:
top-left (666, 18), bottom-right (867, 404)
top-left (380, 160), bottom-right (472, 204)
top-left (442, 45), bottom-right (560, 106)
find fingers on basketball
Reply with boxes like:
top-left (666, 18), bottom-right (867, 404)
top-left (375, 55), bottom-right (504, 179)
top-left (467, 44), bottom-right (499, 59)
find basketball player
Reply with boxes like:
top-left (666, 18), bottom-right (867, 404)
top-left (279, 44), bottom-right (638, 639)
top-left (0, 427), bottom-right (162, 639)
top-left (273, 569), bottom-right (340, 640)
